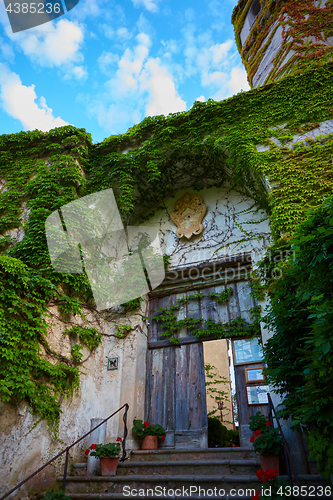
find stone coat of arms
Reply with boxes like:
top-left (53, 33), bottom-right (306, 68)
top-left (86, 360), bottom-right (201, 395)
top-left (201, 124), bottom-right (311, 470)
top-left (170, 193), bottom-right (206, 239)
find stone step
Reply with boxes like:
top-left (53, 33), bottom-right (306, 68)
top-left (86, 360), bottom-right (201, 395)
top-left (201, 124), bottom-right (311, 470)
top-left (62, 495), bottom-right (259, 500)
top-left (62, 494), bottom-right (330, 500)
top-left (126, 447), bottom-right (257, 462)
top-left (59, 474), bottom-right (328, 496)
top-left (71, 458), bottom-right (260, 477)
top-left (117, 458), bottom-right (260, 476)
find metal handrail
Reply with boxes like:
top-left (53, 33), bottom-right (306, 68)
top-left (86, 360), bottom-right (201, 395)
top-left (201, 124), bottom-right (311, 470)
top-left (267, 393), bottom-right (300, 487)
top-left (0, 403), bottom-right (129, 500)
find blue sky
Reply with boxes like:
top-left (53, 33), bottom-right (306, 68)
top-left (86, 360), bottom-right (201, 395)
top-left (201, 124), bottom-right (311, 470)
top-left (0, 0), bottom-right (249, 144)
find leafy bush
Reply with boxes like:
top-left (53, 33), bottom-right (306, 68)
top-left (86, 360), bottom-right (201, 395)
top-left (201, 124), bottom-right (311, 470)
top-left (208, 417), bottom-right (239, 447)
top-left (44, 491), bottom-right (71, 500)
top-left (260, 197), bottom-right (333, 481)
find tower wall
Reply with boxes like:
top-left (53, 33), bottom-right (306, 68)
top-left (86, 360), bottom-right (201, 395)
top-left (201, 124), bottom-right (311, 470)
top-left (232, 0), bottom-right (333, 88)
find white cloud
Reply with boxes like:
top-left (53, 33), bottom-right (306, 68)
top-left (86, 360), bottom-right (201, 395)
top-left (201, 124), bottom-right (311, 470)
top-left (195, 95), bottom-right (206, 102)
top-left (0, 63), bottom-right (69, 131)
top-left (106, 33), bottom-right (151, 95)
top-left (72, 0), bottom-right (101, 21)
top-left (88, 32), bottom-right (186, 134)
top-left (66, 65), bottom-right (88, 80)
top-left (7, 19), bottom-right (85, 79)
top-left (0, 37), bottom-right (14, 62)
top-left (226, 67), bottom-right (250, 94)
top-left (98, 52), bottom-right (120, 76)
top-left (116, 27), bottom-right (132, 40)
top-left (131, 0), bottom-right (159, 13)
top-left (213, 67), bottom-right (250, 100)
top-left (140, 58), bottom-right (186, 116)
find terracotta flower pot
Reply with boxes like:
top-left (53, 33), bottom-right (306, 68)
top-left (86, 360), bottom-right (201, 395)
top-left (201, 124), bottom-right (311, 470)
top-left (100, 456), bottom-right (119, 476)
top-left (259, 454), bottom-right (279, 473)
top-left (142, 435), bottom-right (158, 450)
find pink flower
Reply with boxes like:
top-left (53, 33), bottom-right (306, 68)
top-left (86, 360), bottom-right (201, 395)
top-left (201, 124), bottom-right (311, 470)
top-left (116, 437), bottom-right (122, 442)
top-left (85, 449), bottom-right (90, 456)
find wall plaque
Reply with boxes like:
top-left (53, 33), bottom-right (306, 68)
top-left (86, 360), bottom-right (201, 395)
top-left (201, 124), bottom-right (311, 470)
top-left (107, 357), bottom-right (118, 370)
top-left (170, 193), bottom-right (206, 239)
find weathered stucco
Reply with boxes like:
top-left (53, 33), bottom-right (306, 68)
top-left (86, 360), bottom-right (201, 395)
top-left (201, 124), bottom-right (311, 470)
top-left (0, 183), bottom-right (272, 497)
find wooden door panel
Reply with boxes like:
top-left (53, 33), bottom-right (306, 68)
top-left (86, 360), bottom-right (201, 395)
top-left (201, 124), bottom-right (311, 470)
top-left (146, 280), bottom-right (259, 449)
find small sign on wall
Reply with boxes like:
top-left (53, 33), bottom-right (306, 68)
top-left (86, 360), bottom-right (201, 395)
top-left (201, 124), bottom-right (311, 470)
top-left (107, 357), bottom-right (118, 370)
top-left (246, 385), bottom-right (269, 405)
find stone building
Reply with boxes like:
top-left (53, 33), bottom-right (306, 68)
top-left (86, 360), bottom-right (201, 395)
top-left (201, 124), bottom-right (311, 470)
top-left (0, 0), bottom-right (332, 496)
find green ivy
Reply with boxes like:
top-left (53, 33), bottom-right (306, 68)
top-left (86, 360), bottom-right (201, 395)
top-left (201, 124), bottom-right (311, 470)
top-left (259, 196), bottom-right (333, 481)
top-left (0, 127), bottom-right (97, 435)
top-left (0, 59), bottom-right (333, 437)
top-left (64, 325), bottom-right (102, 350)
top-left (153, 293), bottom-right (260, 341)
top-left (232, 0), bottom-right (333, 88)
top-left (115, 324), bottom-right (133, 339)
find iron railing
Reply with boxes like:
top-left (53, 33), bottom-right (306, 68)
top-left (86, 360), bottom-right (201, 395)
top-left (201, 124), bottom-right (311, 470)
top-left (0, 403), bottom-right (129, 500)
top-left (267, 393), bottom-right (300, 487)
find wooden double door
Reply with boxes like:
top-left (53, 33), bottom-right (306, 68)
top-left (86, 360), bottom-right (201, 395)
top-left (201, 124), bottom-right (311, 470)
top-left (145, 278), bottom-right (264, 449)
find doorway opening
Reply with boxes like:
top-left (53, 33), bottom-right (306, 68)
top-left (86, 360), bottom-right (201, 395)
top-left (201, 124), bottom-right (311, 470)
top-left (203, 338), bottom-right (238, 447)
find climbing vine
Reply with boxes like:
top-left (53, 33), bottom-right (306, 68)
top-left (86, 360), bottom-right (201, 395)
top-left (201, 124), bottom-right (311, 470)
top-left (0, 127), bottom-right (100, 435)
top-left (232, 0), bottom-right (333, 87)
top-left (204, 363), bottom-right (231, 421)
top-left (152, 291), bottom-right (260, 343)
top-left (0, 56), bottom-right (332, 434)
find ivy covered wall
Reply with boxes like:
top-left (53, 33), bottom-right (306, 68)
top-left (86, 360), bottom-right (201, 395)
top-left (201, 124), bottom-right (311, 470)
top-left (232, 0), bottom-right (333, 88)
top-left (0, 62), bottom-right (333, 445)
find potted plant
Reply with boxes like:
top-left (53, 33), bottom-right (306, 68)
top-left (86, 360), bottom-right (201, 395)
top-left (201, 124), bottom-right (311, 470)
top-left (85, 438), bottom-right (122, 476)
top-left (249, 412), bottom-right (282, 472)
top-left (252, 469), bottom-right (292, 499)
top-left (132, 419), bottom-right (166, 450)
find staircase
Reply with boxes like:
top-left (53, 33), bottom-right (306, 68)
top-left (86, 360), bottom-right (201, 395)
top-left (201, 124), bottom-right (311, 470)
top-left (58, 448), bottom-right (330, 499)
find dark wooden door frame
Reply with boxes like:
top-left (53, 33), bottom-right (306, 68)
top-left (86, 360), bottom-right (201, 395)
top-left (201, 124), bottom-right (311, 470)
top-left (145, 254), bottom-right (261, 449)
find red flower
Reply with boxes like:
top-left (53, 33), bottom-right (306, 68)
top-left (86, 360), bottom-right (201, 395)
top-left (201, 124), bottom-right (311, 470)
top-left (85, 449), bottom-right (90, 456)
top-left (256, 469), bottom-right (265, 480)
top-left (143, 421), bottom-right (149, 428)
top-left (250, 429), bottom-right (261, 442)
top-left (252, 491), bottom-right (260, 500)
top-left (90, 444), bottom-right (97, 449)
top-left (264, 469), bottom-right (279, 481)
top-left (116, 437), bottom-right (122, 442)
top-left (160, 436), bottom-right (165, 441)
top-left (265, 421), bottom-right (271, 426)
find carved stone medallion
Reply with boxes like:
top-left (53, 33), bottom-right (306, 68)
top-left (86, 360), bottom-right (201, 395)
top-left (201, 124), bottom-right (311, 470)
top-left (170, 193), bottom-right (206, 240)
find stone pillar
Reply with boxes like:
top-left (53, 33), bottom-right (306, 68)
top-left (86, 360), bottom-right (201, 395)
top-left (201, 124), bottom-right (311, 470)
top-left (87, 418), bottom-right (106, 476)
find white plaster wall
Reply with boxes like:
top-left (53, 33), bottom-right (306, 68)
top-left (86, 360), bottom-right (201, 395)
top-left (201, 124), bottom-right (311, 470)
top-left (137, 185), bottom-right (271, 269)
top-left (0, 302), bottom-right (149, 498)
